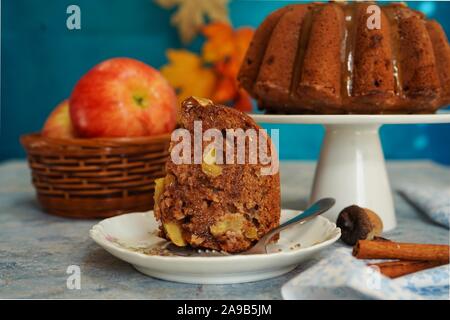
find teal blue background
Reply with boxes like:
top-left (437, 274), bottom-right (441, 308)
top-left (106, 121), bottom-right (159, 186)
top-left (2, 0), bottom-right (450, 163)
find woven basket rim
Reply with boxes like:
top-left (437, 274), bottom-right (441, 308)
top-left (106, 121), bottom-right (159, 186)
top-left (21, 132), bottom-right (172, 147)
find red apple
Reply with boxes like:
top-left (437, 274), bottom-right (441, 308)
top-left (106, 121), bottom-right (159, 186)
top-left (69, 57), bottom-right (177, 138)
top-left (42, 100), bottom-right (76, 138)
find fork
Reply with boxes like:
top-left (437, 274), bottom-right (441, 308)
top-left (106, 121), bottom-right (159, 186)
top-left (164, 197), bottom-right (335, 257)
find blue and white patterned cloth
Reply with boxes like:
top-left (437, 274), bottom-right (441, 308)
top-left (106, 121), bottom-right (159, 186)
top-left (399, 185), bottom-right (450, 228)
top-left (282, 249), bottom-right (449, 300)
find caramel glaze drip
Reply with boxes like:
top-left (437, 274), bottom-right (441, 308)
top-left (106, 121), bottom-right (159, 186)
top-left (290, 2), bottom-right (405, 104)
top-left (329, 1), bottom-right (405, 104)
top-left (338, 1), bottom-right (402, 106)
top-left (383, 6), bottom-right (403, 99)
top-left (289, 4), bottom-right (316, 99)
top-left (341, 2), bottom-right (358, 103)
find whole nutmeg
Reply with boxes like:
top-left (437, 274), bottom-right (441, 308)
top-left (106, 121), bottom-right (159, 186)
top-left (336, 205), bottom-right (383, 245)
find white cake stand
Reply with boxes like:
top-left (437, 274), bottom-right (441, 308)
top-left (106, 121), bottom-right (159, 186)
top-left (251, 112), bottom-right (450, 231)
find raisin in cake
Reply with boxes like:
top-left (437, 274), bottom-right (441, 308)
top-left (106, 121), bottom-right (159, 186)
top-left (154, 97), bottom-right (280, 253)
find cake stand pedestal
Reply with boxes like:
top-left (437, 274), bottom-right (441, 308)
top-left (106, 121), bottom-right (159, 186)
top-left (251, 113), bottom-right (450, 231)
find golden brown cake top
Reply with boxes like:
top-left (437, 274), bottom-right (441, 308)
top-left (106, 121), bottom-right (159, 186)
top-left (238, 2), bottom-right (450, 114)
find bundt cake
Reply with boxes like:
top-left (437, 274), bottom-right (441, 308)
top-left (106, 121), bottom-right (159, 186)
top-left (238, 2), bottom-right (450, 114)
top-left (154, 97), bottom-right (280, 253)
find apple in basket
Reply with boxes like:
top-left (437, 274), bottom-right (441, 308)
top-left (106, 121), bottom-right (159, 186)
top-left (69, 57), bottom-right (177, 138)
top-left (41, 100), bottom-right (76, 138)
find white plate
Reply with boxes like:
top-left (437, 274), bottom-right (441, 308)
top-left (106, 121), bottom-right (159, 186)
top-left (89, 210), bottom-right (341, 284)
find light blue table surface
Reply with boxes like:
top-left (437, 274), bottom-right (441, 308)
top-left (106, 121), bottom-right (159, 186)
top-left (0, 160), bottom-right (448, 299)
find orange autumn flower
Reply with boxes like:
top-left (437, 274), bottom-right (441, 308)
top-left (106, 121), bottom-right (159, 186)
top-left (202, 23), bottom-right (254, 111)
top-left (161, 49), bottom-right (216, 105)
top-left (202, 22), bottom-right (253, 64)
top-left (161, 23), bottom-right (254, 112)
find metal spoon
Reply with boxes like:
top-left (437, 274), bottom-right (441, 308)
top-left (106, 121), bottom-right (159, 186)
top-left (164, 197), bottom-right (335, 257)
top-left (243, 197), bottom-right (336, 255)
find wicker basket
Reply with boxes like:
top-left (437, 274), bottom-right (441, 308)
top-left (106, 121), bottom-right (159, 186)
top-left (21, 133), bottom-right (171, 218)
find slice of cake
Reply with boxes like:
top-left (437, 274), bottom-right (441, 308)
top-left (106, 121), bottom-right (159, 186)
top-left (154, 97), bottom-right (280, 253)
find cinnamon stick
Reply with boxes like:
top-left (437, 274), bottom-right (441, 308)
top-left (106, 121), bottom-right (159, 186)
top-left (353, 240), bottom-right (450, 262)
top-left (368, 260), bottom-right (447, 279)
